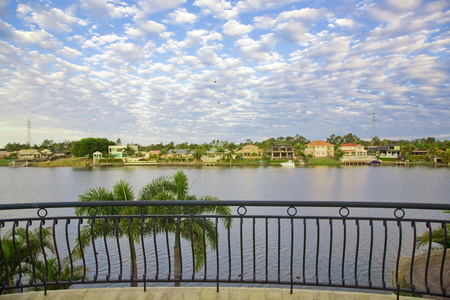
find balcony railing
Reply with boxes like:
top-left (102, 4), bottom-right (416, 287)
top-left (1, 201), bottom-right (449, 299)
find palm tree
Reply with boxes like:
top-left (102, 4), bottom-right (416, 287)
top-left (138, 170), bottom-right (232, 286)
top-left (0, 226), bottom-right (55, 294)
top-left (75, 171), bottom-right (231, 287)
top-left (74, 180), bottom-right (144, 287)
top-left (26, 257), bottom-right (85, 291)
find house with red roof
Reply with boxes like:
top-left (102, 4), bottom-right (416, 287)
top-left (341, 143), bottom-right (367, 157)
top-left (306, 140), bottom-right (335, 158)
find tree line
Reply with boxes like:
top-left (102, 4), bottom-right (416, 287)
top-left (3, 134), bottom-right (450, 158)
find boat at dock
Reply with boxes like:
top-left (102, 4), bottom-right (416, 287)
top-left (280, 160), bottom-right (295, 167)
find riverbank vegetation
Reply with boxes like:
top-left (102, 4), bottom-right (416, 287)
top-left (36, 157), bottom-right (91, 168)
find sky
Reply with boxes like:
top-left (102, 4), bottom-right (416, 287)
top-left (0, 0), bottom-right (449, 148)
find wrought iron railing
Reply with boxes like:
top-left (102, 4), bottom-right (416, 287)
top-left (0, 201), bottom-right (449, 298)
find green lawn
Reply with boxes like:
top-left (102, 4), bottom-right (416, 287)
top-left (0, 159), bottom-right (11, 166)
top-left (308, 157), bottom-right (342, 165)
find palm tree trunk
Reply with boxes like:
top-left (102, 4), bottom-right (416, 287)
top-left (130, 242), bottom-right (138, 287)
top-left (174, 246), bottom-right (181, 287)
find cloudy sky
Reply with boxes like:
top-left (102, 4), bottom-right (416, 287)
top-left (0, 0), bottom-right (449, 147)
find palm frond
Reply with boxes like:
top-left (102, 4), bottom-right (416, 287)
top-left (113, 179), bottom-right (134, 201)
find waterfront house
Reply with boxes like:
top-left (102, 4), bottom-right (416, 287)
top-left (368, 144), bottom-right (400, 157)
top-left (236, 144), bottom-right (263, 158)
top-left (164, 149), bottom-right (194, 160)
top-left (17, 149), bottom-right (43, 160)
top-left (341, 143), bottom-right (367, 156)
top-left (305, 140), bottom-right (335, 157)
top-left (268, 144), bottom-right (295, 160)
top-left (108, 145), bottom-right (139, 159)
top-left (201, 148), bottom-right (230, 163)
top-left (0, 151), bottom-right (12, 158)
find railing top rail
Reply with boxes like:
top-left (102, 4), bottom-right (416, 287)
top-left (0, 200), bottom-right (449, 211)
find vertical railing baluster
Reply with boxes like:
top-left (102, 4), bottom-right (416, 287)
top-left (290, 216), bottom-right (294, 294)
top-left (140, 217), bottom-right (147, 291)
top-left (215, 217), bottom-right (219, 292)
top-left (128, 218), bottom-right (134, 284)
top-left (240, 214), bottom-right (244, 281)
top-left (368, 220), bottom-right (373, 288)
top-left (410, 221), bottom-right (417, 292)
top-left (115, 218), bottom-right (123, 282)
top-left (227, 216), bottom-right (231, 282)
top-left (153, 218), bottom-right (159, 281)
top-left (166, 218), bottom-right (171, 281)
top-left (253, 217), bottom-right (256, 283)
top-left (342, 218), bottom-right (347, 286)
top-left (91, 218), bottom-right (98, 282)
top-left (355, 219), bottom-right (360, 287)
top-left (52, 220), bottom-right (61, 285)
top-left (78, 218), bottom-right (86, 283)
top-left (277, 217), bottom-right (281, 283)
top-left (202, 217), bottom-right (207, 283)
top-left (440, 222), bottom-right (448, 296)
top-left (395, 220), bottom-right (403, 296)
top-left (302, 218), bottom-right (306, 284)
top-left (328, 219), bottom-right (333, 285)
top-left (177, 216), bottom-right (183, 283)
top-left (26, 221), bottom-right (35, 287)
top-left (315, 218), bottom-right (320, 285)
top-left (382, 220), bottom-right (388, 288)
top-left (190, 217), bottom-right (195, 281)
top-left (265, 218), bottom-right (268, 283)
top-left (40, 219), bottom-right (48, 294)
top-left (103, 218), bottom-right (111, 282)
top-left (65, 219), bottom-right (73, 282)
top-left (12, 221), bottom-right (21, 288)
top-left (425, 222), bottom-right (432, 293)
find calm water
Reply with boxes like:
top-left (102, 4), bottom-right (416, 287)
top-left (0, 165), bottom-right (449, 290)
top-left (1, 165), bottom-right (449, 205)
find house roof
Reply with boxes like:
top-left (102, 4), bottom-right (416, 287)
top-left (307, 140), bottom-right (334, 146)
top-left (18, 149), bottom-right (41, 155)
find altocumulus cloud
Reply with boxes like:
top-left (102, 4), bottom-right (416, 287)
top-left (0, 0), bottom-right (449, 147)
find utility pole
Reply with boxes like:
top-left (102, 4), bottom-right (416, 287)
top-left (371, 109), bottom-right (376, 146)
top-left (27, 118), bottom-right (32, 148)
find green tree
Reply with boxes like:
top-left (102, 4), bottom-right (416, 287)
top-left (400, 142), bottom-right (415, 157)
top-left (71, 138), bottom-right (115, 158)
top-left (441, 149), bottom-right (450, 164)
top-left (0, 226), bottom-right (55, 294)
top-left (75, 180), bottom-right (142, 287)
top-left (138, 170), bottom-right (232, 286)
top-left (334, 148), bottom-right (345, 160)
top-left (75, 171), bottom-right (231, 287)
top-left (123, 144), bottom-right (136, 158)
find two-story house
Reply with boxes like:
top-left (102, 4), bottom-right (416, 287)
top-left (268, 144), bottom-right (295, 160)
top-left (108, 145), bottom-right (139, 159)
top-left (236, 144), bottom-right (263, 158)
top-left (305, 140), bottom-right (335, 158)
top-left (341, 143), bottom-right (367, 156)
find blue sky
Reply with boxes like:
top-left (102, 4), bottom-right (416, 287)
top-left (0, 0), bottom-right (449, 147)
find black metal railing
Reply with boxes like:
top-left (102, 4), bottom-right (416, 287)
top-left (0, 201), bottom-right (449, 298)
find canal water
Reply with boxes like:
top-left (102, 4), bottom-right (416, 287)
top-left (0, 165), bottom-right (449, 290)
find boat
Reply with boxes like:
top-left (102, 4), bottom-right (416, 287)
top-left (280, 160), bottom-right (295, 167)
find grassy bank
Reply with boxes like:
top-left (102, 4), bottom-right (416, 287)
top-left (37, 157), bottom-right (91, 167)
top-left (0, 159), bottom-right (11, 166)
top-left (308, 157), bottom-right (342, 165)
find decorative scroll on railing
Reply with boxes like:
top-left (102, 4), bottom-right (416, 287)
top-left (0, 201), bottom-right (449, 299)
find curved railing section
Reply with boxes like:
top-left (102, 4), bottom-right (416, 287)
top-left (0, 201), bottom-right (449, 299)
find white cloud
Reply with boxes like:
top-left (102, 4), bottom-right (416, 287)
top-left (334, 18), bottom-right (356, 29)
top-left (83, 34), bottom-right (125, 49)
top-left (125, 20), bottom-right (166, 39)
top-left (59, 46), bottom-right (82, 59)
top-left (164, 8), bottom-right (198, 24)
top-left (81, 0), bottom-right (137, 19)
top-left (13, 29), bottom-right (60, 50)
top-left (193, 0), bottom-right (238, 19)
top-left (222, 20), bottom-right (253, 36)
top-left (16, 4), bottom-right (87, 33)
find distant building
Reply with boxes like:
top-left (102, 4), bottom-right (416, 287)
top-left (108, 145), bottom-right (138, 159)
top-left (368, 144), bottom-right (400, 157)
top-left (236, 144), bottom-right (263, 158)
top-left (306, 140), bottom-right (335, 158)
top-left (268, 144), bottom-right (295, 160)
top-left (341, 143), bottom-right (367, 156)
